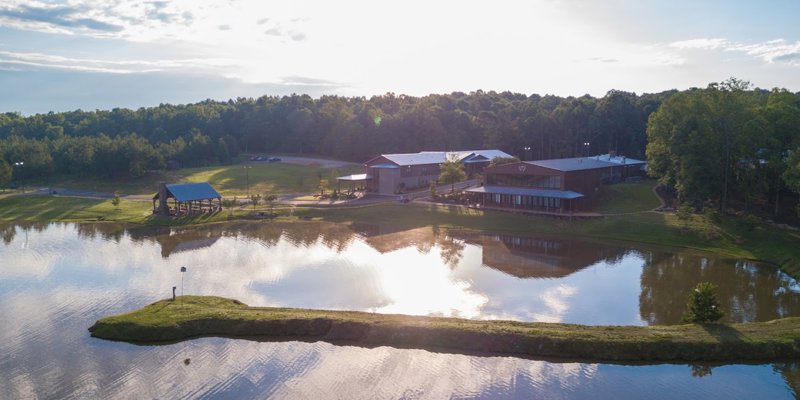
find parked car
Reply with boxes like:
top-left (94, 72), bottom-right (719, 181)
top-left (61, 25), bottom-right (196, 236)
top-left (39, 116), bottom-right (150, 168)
top-left (267, 157), bottom-right (281, 163)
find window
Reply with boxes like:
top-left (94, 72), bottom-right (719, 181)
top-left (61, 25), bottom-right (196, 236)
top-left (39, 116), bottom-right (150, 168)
top-left (486, 173), bottom-right (561, 189)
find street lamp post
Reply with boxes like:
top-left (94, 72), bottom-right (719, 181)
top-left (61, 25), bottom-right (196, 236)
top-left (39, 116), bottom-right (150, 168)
top-left (523, 146), bottom-right (532, 161)
top-left (13, 161), bottom-right (24, 193)
top-left (243, 166), bottom-right (251, 199)
top-left (583, 142), bottom-right (590, 158)
top-left (180, 266), bottom-right (187, 298)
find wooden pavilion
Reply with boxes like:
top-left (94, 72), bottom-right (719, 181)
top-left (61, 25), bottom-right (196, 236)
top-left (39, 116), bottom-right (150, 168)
top-left (153, 182), bottom-right (223, 216)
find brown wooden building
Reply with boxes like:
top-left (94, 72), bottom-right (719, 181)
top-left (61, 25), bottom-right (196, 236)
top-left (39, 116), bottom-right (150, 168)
top-left (363, 150), bottom-right (512, 194)
top-left (466, 155), bottom-right (646, 213)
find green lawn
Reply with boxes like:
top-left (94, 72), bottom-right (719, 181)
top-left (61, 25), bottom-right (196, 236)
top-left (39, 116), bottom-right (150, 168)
top-left (31, 162), bottom-right (363, 197)
top-left (177, 163), bottom-right (362, 197)
top-left (595, 181), bottom-right (662, 214)
top-left (0, 196), bottom-right (150, 223)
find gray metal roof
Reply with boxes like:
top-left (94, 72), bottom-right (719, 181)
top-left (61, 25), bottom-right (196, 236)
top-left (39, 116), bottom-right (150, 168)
top-left (466, 185), bottom-right (584, 199)
top-left (528, 154), bottom-right (645, 172)
top-left (163, 182), bottom-right (222, 202)
top-left (527, 158), bottom-right (614, 172)
top-left (589, 154), bottom-right (646, 165)
top-left (382, 149), bottom-right (512, 166)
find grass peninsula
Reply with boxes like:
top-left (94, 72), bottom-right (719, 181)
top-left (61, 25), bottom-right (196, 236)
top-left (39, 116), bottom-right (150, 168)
top-left (90, 296), bottom-right (800, 363)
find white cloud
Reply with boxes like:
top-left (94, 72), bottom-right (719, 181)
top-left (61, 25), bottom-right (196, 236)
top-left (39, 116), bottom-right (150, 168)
top-left (669, 38), bottom-right (729, 50)
top-left (670, 37), bottom-right (800, 66)
top-left (0, 49), bottom-right (237, 74)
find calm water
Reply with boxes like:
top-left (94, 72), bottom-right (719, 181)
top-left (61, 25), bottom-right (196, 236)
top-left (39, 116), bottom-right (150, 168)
top-left (1, 221), bottom-right (798, 399)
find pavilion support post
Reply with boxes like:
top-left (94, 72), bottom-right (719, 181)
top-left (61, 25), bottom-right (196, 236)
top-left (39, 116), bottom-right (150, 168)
top-left (157, 184), bottom-right (170, 215)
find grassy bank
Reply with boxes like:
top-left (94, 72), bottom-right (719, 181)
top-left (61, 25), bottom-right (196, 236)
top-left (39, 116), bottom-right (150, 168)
top-left (90, 296), bottom-right (800, 363)
top-left (3, 180), bottom-right (798, 277)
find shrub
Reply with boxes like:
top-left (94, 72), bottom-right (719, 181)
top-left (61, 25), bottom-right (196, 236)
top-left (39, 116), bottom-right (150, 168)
top-left (676, 204), bottom-right (693, 221)
top-left (683, 282), bottom-right (723, 323)
top-left (704, 208), bottom-right (721, 224)
top-left (110, 192), bottom-right (121, 209)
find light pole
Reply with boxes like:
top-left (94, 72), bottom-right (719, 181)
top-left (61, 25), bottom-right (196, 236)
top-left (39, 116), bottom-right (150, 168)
top-left (180, 266), bottom-right (187, 299)
top-left (583, 142), bottom-right (590, 158)
top-left (243, 166), bottom-right (251, 199)
top-left (523, 146), bottom-right (532, 161)
top-left (13, 161), bottom-right (24, 193)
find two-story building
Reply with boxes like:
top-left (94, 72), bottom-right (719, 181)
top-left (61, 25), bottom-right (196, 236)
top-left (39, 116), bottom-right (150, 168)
top-left (466, 154), bottom-right (646, 213)
top-left (364, 149), bottom-right (511, 194)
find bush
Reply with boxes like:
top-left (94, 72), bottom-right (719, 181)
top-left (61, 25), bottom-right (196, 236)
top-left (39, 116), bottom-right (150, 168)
top-left (683, 282), bottom-right (723, 323)
top-left (735, 214), bottom-right (759, 232)
top-left (704, 208), bottom-right (721, 224)
top-left (676, 204), bottom-right (693, 221)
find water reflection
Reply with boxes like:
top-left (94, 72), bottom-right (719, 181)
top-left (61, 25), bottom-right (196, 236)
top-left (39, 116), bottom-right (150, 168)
top-left (1, 222), bottom-right (799, 398)
top-left (639, 254), bottom-right (800, 324)
top-left (3, 221), bottom-right (800, 325)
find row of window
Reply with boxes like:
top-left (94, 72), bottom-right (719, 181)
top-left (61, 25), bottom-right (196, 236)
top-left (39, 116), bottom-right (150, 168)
top-left (400, 165), bottom-right (438, 178)
top-left (489, 194), bottom-right (561, 208)
top-left (486, 174), bottom-right (562, 189)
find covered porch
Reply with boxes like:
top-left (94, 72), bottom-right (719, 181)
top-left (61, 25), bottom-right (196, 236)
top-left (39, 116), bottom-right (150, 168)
top-left (336, 173), bottom-right (371, 194)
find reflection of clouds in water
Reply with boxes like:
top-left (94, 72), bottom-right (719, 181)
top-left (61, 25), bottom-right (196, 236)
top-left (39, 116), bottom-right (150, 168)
top-left (533, 285), bottom-right (577, 323)
top-left (371, 246), bottom-right (488, 318)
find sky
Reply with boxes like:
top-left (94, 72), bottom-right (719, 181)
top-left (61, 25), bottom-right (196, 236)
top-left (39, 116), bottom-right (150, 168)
top-left (0, 0), bottom-right (799, 114)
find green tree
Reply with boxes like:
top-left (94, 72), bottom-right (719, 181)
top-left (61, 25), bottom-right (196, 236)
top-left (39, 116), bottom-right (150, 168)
top-left (438, 156), bottom-right (466, 192)
top-left (265, 194), bottom-right (278, 213)
top-left (110, 192), bottom-right (121, 209)
top-left (683, 282), bottom-right (723, 323)
top-left (250, 193), bottom-right (261, 210)
top-left (0, 159), bottom-right (11, 192)
top-left (783, 148), bottom-right (800, 216)
top-left (488, 156), bottom-right (520, 167)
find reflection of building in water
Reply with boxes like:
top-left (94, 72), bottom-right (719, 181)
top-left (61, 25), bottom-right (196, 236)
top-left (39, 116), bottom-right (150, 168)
top-left (349, 223), bottom-right (465, 267)
top-left (474, 234), bottom-right (630, 279)
top-left (351, 223), bottom-right (438, 254)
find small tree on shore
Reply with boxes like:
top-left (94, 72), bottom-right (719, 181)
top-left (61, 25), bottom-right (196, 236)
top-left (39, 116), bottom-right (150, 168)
top-left (111, 192), bottom-right (121, 209)
top-left (250, 193), bottom-right (261, 210)
top-left (683, 282), bottom-right (723, 323)
top-left (265, 194), bottom-right (278, 214)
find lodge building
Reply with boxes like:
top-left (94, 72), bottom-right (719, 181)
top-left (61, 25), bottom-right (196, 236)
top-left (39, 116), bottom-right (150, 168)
top-left (363, 150), bottom-right (511, 194)
top-left (466, 154), bottom-right (646, 213)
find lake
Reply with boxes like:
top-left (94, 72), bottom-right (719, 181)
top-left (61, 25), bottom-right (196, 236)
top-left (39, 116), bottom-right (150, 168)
top-left (1, 221), bottom-right (798, 399)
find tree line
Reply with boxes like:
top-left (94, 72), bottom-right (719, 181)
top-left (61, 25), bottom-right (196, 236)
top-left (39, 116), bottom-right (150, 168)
top-left (646, 79), bottom-right (800, 218)
top-left (0, 89), bottom-right (669, 181)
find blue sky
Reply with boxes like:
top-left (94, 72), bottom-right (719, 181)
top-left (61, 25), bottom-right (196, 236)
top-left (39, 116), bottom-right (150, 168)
top-left (0, 0), bottom-right (798, 114)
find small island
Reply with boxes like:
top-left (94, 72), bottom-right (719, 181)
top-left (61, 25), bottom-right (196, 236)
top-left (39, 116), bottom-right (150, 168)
top-left (89, 296), bottom-right (800, 363)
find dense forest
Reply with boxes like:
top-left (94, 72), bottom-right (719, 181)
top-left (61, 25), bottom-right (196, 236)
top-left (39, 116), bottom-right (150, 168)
top-left (0, 89), bottom-right (670, 179)
top-left (1, 81), bottom-right (799, 220)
